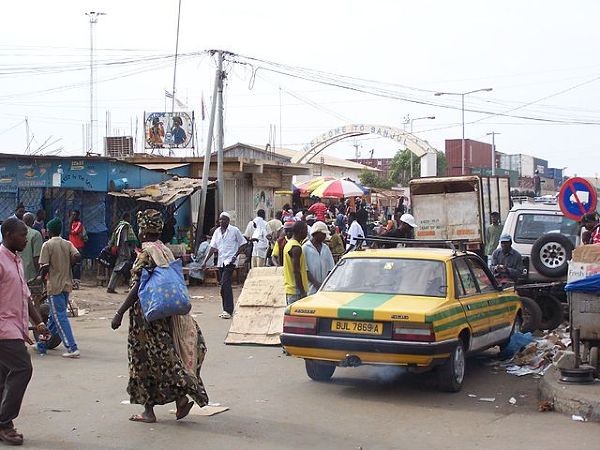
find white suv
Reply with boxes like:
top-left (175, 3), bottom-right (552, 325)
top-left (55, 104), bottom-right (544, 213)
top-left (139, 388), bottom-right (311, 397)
top-left (500, 202), bottom-right (578, 283)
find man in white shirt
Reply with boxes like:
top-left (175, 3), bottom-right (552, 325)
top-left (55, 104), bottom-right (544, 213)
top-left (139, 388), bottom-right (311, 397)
top-left (244, 209), bottom-right (269, 268)
top-left (202, 212), bottom-right (246, 319)
top-left (346, 211), bottom-right (365, 252)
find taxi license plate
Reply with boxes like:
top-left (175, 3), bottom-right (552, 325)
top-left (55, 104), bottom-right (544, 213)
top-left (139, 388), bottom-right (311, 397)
top-left (331, 320), bottom-right (383, 335)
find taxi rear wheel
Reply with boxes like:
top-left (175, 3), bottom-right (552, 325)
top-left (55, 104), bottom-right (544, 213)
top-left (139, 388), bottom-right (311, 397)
top-left (436, 342), bottom-right (466, 393)
top-left (305, 359), bottom-right (336, 381)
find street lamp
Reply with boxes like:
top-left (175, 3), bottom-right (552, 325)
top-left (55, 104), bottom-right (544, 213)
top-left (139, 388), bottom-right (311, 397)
top-left (406, 115), bottom-right (435, 178)
top-left (486, 131), bottom-right (501, 176)
top-left (434, 88), bottom-right (493, 175)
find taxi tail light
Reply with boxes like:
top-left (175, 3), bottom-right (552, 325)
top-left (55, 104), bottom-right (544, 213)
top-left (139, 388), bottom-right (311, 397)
top-left (283, 316), bottom-right (317, 335)
top-left (392, 322), bottom-right (435, 342)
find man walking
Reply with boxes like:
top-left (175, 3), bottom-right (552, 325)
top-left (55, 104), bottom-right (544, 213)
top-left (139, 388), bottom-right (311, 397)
top-left (484, 212), bottom-right (502, 260)
top-left (106, 212), bottom-right (138, 294)
top-left (272, 220), bottom-right (294, 266)
top-left (38, 218), bottom-right (81, 357)
top-left (0, 218), bottom-right (49, 445)
top-left (19, 213), bottom-right (43, 282)
top-left (283, 221), bottom-right (309, 304)
top-left (202, 212), bottom-right (246, 319)
top-left (303, 221), bottom-right (335, 295)
top-left (244, 209), bottom-right (269, 268)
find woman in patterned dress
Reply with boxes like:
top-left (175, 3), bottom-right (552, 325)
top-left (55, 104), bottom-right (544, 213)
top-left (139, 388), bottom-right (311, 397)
top-left (111, 209), bottom-right (208, 423)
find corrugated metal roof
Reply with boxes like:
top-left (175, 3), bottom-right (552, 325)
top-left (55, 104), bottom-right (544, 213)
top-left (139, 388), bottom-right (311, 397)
top-left (108, 176), bottom-right (213, 205)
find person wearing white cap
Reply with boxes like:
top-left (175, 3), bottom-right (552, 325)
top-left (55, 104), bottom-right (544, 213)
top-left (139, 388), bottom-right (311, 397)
top-left (490, 234), bottom-right (523, 282)
top-left (302, 221), bottom-right (335, 295)
top-left (385, 213), bottom-right (417, 239)
top-left (202, 212), bottom-right (246, 319)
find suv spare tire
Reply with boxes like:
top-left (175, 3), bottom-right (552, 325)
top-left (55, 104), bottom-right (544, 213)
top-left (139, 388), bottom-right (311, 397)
top-left (531, 233), bottom-right (574, 278)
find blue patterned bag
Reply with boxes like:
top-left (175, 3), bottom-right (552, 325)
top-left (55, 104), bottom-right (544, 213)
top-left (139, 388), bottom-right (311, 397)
top-left (138, 258), bottom-right (192, 321)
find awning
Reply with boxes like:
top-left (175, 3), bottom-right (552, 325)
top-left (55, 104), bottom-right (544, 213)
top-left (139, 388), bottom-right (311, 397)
top-left (108, 176), bottom-right (214, 205)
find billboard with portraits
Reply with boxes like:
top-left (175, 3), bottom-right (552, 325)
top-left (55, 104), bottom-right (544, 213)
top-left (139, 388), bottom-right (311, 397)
top-left (144, 111), bottom-right (194, 149)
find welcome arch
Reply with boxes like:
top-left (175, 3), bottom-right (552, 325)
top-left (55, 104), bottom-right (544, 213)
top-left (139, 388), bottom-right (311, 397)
top-left (293, 124), bottom-right (438, 177)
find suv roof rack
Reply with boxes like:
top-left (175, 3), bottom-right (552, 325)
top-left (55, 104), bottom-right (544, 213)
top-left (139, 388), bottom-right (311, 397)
top-left (355, 237), bottom-right (469, 254)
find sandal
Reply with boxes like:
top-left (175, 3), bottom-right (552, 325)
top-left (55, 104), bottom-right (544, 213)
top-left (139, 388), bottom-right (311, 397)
top-left (176, 400), bottom-right (194, 420)
top-left (128, 414), bottom-right (156, 423)
top-left (0, 428), bottom-right (23, 446)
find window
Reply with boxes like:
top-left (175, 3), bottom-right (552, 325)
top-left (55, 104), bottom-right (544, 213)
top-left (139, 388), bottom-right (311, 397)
top-left (467, 258), bottom-right (496, 293)
top-left (454, 259), bottom-right (478, 297)
top-left (514, 213), bottom-right (578, 244)
top-left (321, 257), bottom-right (447, 297)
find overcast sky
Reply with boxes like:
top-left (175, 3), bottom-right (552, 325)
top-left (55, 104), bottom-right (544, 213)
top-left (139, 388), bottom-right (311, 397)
top-left (1, 0), bottom-right (599, 177)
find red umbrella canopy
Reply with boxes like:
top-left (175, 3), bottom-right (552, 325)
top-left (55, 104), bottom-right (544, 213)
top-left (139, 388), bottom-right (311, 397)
top-left (311, 179), bottom-right (365, 199)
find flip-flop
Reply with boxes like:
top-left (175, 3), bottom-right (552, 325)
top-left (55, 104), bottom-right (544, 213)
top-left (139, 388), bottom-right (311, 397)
top-left (129, 414), bottom-right (156, 423)
top-left (176, 401), bottom-right (194, 420)
top-left (0, 428), bottom-right (24, 446)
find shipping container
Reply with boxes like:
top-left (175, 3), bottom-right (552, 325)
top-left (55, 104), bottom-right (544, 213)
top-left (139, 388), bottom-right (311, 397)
top-left (444, 139), bottom-right (493, 176)
top-left (534, 157), bottom-right (548, 175)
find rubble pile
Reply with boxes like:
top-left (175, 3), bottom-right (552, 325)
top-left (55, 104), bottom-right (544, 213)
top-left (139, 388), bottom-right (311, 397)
top-left (499, 326), bottom-right (572, 377)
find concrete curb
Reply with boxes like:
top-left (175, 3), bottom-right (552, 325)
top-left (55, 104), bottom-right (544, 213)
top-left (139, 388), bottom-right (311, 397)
top-left (538, 366), bottom-right (600, 422)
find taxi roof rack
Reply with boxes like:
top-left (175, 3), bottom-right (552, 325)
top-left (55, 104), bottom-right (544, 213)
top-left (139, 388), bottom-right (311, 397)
top-left (355, 237), bottom-right (469, 254)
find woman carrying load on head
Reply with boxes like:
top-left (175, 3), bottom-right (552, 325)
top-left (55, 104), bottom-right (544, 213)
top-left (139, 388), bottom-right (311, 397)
top-left (110, 209), bottom-right (208, 423)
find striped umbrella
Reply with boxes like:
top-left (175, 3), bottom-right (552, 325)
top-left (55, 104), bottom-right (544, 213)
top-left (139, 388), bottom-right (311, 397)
top-left (293, 176), bottom-right (336, 197)
top-left (311, 179), bottom-right (365, 199)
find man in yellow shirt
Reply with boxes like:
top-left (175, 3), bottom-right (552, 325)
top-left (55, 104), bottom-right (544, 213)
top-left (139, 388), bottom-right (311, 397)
top-left (283, 221), bottom-right (309, 304)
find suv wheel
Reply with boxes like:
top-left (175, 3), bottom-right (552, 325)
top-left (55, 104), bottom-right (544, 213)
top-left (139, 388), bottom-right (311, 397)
top-left (531, 233), bottom-right (574, 278)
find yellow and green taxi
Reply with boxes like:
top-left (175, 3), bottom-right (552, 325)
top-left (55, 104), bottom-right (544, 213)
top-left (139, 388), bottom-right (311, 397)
top-left (280, 247), bottom-right (523, 392)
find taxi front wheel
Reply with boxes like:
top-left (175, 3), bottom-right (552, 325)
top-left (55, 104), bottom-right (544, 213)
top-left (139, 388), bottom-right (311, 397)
top-left (436, 342), bottom-right (466, 392)
top-left (305, 359), bottom-right (336, 381)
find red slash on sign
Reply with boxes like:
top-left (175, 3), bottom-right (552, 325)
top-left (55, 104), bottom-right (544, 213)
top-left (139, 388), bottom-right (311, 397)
top-left (565, 179), bottom-right (588, 215)
top-left (558, 177), bottom-right (597, 221)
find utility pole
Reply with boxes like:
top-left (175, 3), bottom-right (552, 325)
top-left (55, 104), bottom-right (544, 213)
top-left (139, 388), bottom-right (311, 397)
top-left (216, 51), bottom-right (225, 216)
top-left (85, 11), bottom-right (105, 155)
top-left (486, 131), bottom-right (501, 176)
top-left (25, 117), bottom-right (29, 154)
top-left (196, 50), bottom-right (223, 248)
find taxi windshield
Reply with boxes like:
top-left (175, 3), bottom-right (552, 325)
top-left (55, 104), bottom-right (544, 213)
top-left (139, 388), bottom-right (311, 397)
top-left (321, 257), bottom-right (447, 297)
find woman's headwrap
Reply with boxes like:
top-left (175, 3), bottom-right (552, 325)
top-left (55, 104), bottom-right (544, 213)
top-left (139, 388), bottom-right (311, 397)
top-left (137, 209), bottom-right (164, 234)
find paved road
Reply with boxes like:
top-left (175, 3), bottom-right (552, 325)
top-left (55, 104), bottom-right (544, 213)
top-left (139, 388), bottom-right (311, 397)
top-left (16, 284), bottom-right (600, 449)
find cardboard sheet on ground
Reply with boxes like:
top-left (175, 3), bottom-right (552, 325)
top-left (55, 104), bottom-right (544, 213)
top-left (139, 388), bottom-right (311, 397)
top-left (225, 267), bottom-right (286, 345)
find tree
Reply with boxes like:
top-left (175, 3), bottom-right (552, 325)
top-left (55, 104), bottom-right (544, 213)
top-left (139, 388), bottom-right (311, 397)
top-left (359, 170), bottom-right (394, 190)
top-left (389, 150), bottom-right (448, 185)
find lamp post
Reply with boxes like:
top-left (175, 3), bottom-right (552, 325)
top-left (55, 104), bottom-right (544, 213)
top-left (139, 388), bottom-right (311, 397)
top-left (486, 131), bottom-right (500, 176)
top-left (434, 88), bottom-right (493, 175)
top-left (408, 115), bottom-right (435, 178)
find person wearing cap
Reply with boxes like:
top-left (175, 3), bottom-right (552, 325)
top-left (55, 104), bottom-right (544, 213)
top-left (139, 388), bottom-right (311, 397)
top-left (384, 213), bottom-right (417, 240)
top-left (581, 213), bottom-right (600, 245)
top-left (202, 212), bottom-right (247, 319)
top-left (304, 214), bottom-right (316, 236)
top-left (38, 218), bottom-right (81, 358)
top-left (490, 234), bottom-right (523, 282)
top-left (303, 221), bottom-right (335, 295)
top-left (484, 212), bottom-right (502, 258)
top-left (272, 220), bottom-right (295, 267)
